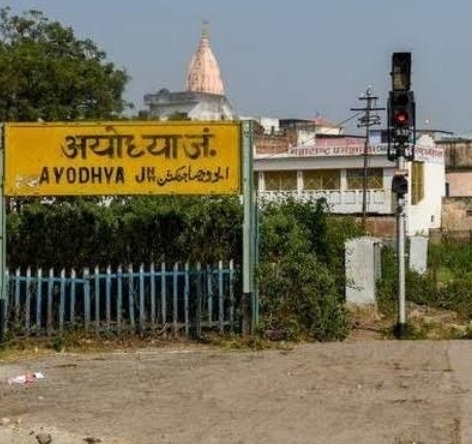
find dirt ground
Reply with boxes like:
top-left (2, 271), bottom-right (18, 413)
top-left (1, 339), bottom-right (472, 444)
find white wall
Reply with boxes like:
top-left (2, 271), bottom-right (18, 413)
top-left (316, 125), bottom-right (343, 135)
top-left (189, 101), bottom-right (234, 121)
top-left (297, 129), bottom-right (317, 145)
top-left (259, 117), bottom-right (280, 134)
top-left (406, 135), bottom-right (445, 235)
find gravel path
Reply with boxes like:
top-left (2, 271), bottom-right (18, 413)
top-left (0, 341), bottom-right (470, 443)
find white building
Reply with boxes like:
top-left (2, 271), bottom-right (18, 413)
top-left (145, 89), bottom-right (233, 121)
top-left (255, 132), bottom-right (445, 236)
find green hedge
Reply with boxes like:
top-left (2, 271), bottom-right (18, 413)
top-left (6, 196), bottom-right (243, 269)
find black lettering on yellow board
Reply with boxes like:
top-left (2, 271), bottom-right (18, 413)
top-left (37, 165), bottom-right (231, 187)
top-left (39, 166), bottom-right (125, 185)
top-left (61, 128), bottom-right (217, 161)
top-left (135, 165), bottom-right (230, 186)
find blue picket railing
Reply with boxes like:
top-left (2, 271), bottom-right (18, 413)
top-left (3, 261), bottom-right (238, 337)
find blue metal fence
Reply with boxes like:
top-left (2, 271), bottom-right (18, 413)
top-left (3, 261), bottom-right (238, 337)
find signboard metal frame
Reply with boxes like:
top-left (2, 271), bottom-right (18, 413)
top-left (0, 124), bottom-right (5, 341)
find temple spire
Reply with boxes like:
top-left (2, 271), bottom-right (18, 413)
top-left (185, 22), bottom-right (225, 95)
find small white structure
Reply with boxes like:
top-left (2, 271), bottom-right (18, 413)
top-left (409, 236), bottom-right (428, 274)
top-left (240, 116), bottom-right (282, 135)
top-left (345, 237), bottom-right (382, 305)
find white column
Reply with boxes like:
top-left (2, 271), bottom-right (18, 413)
top-left (340, 169), bottom-right (348, 204)
top-left (259, 171), bottom-right (265, 192)
top-left (297, 170), bottom-right (303, 194)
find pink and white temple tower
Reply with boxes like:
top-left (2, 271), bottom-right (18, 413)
top-left (144, 23), bottom-right (234, 121)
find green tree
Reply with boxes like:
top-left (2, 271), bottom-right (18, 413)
top-left (167, 111), bottom-right (191, 121)
top-left (0, 7), bottom-right (129, 121)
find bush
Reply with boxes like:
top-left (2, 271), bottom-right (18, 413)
top-left (258, 251), bottom-right (349, 342)
top-left (257, 199), bottom-right (361, 342)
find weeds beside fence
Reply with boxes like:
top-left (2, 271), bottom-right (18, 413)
top-left (429, 229), bottom-right (472, 244)
top-left (3, 261), bottom-right (238, 338)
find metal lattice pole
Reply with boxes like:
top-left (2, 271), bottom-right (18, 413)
top-left (351, 86), bottom-right (384, 229)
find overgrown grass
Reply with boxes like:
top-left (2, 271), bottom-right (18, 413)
top-left (377, 241), bottom-right (472, 335)
top-left (381, 320), bottom-right (472, 340)
top-left (0, 328), bottom-right (190, 358)
top-left (0, 330), bottom-right (299, 362)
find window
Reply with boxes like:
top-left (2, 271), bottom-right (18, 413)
top-left (346, 168), bottom-right (383, 190)
top-left (380, 130), bottom-right (391, 144)
top-left (303, 170), bottom-right (340, 190)
top-left (411, 161), bottom-right (424, 205)
top-left (264, 171), bottom-right (297, 191)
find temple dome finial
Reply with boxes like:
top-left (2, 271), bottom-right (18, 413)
top-left (202, 19), bottom-right (209, 40)
top-left (185, 22), bottom-right (225, 95)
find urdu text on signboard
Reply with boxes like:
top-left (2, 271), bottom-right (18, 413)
top-left (4, 121), bottom-right (241, 196)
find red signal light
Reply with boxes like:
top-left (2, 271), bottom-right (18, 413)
top-left (395, 112), bottom-right (408, 125)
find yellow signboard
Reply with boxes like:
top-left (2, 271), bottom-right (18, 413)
top-left (4, 121), bottom-right (241, 196)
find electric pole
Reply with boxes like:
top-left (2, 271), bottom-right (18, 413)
top-left (387, 52), bottom-right (416, 339)
top-left (351, 86), bottom-right (384, 229)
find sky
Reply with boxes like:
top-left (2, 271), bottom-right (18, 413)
top-left (6, 0), bottom-right (472, 134)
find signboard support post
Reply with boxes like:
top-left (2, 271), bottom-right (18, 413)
top-left (242, 120), bottom-right (257, 335)
top-left (253, 187), bottom-right (260, 329)
top-left (0, 124), bottom-right (6, 343)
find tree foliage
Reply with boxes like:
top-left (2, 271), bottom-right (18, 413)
top-left (0, 7), bottom-right (129, 121)
top-left (167, 111), bottom-right (191, 121)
